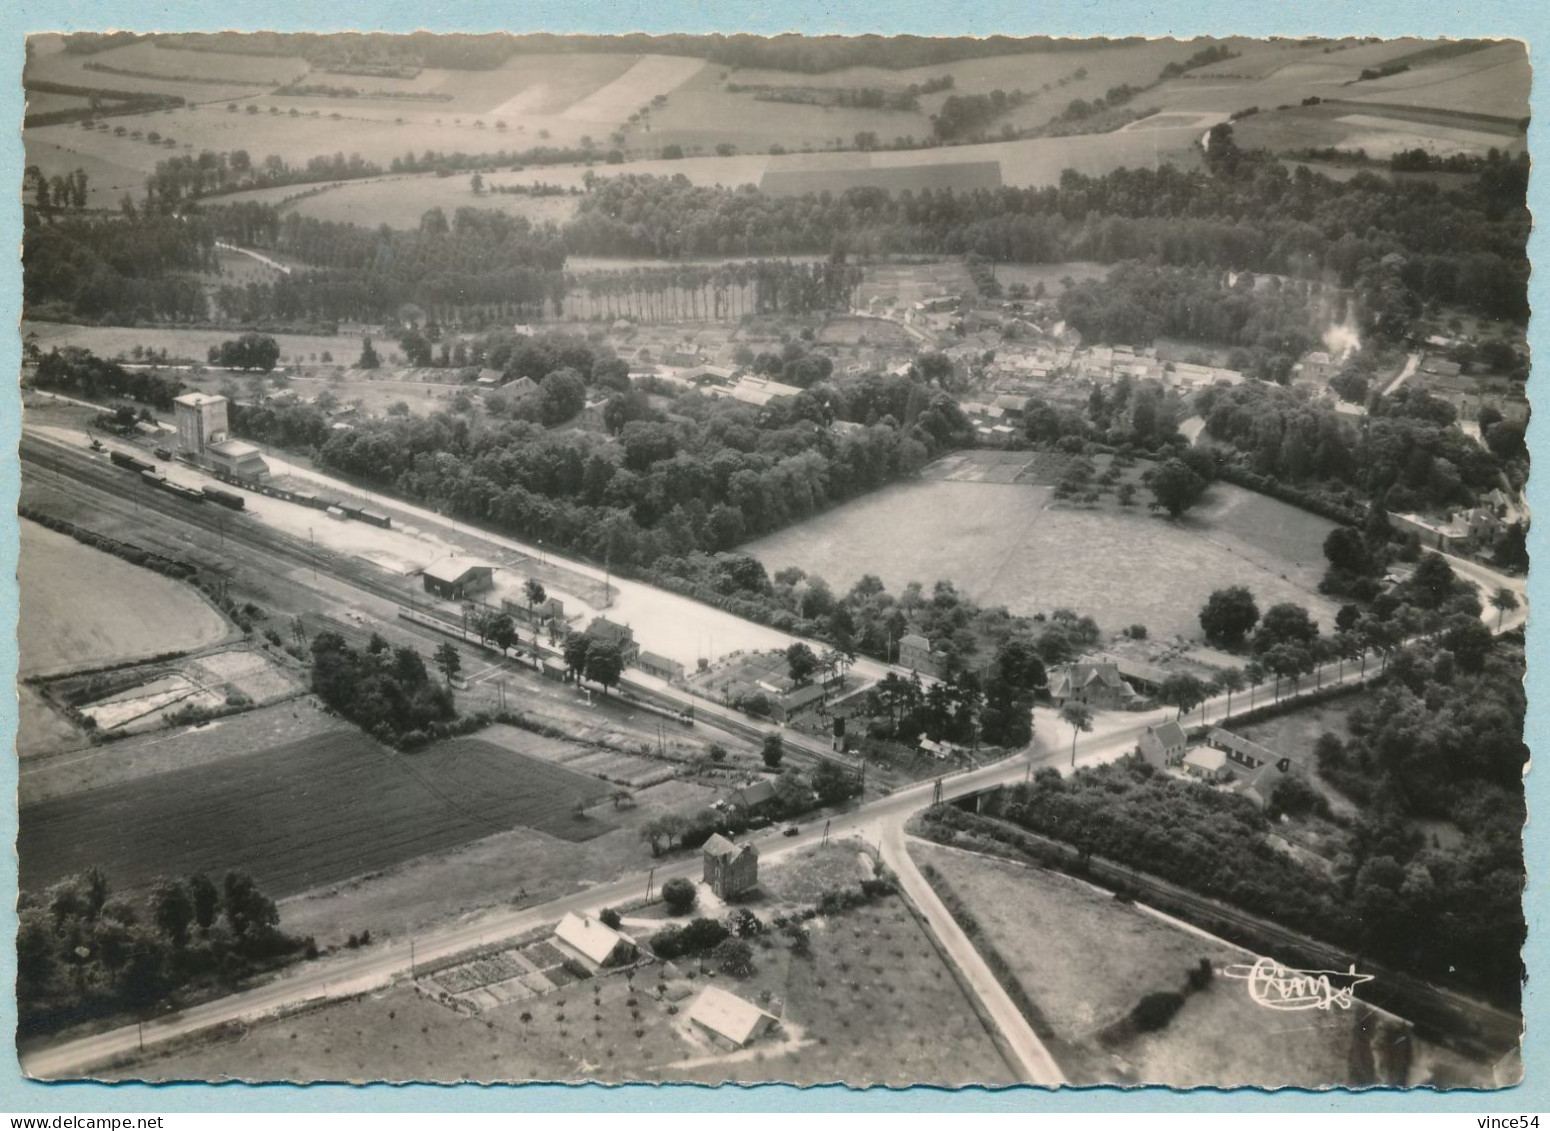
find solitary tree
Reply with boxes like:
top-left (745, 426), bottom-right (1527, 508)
top-left (1148, 458), bottom-right (1206, 518)
top-left (1060, 703), bottom-right (1094, 768)
top-left (762, 733), bottom-right (785, 769)
top-left (1198, 586), bottom-right (1260, 649)
top-left (488, 612), bottom-right (518, 656)
top-left (433, 642), bottom-right (462, 686)
top-left (524, 577), bottom-right (547, 619)
top-left (661, 877), bottom-right (697, 915)
top-left (186, 872), bottom-right (219, 936)
top-left (1158, 672), bottom-right (1209, 720)
top-left (357, 335), bottom-right (381, 370)
top-left (151, 878), bottom-right (194, 949)
top-left (786, 642), bottom-right (819, 686)
top-left (1216, 668), bottom-right (1245, 719)
top-left (585, 642), bottom-right (624, 695)
top-left (563, 632), bottom-right (590, 678)
top-left (1491, 587), bottom-right (1520, 631)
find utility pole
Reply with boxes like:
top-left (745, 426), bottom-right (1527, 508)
top-left (309, 527), bottom-right (316, 580)
top-left (410, 939), bottom-right (416, 978)
top-left (821, 819), bottom-right (830, 847)
top-left (645, 867), bottom-right (655, 903)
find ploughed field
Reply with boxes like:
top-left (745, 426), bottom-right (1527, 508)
top-left (18, 734), bottom-right (613, 899)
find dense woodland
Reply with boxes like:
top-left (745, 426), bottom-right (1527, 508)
top-left (17, 866), bottom-right (304, 1037)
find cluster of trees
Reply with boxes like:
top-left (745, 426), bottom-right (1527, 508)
top-left (1197, 380), bottom-right (1515, 516)
top-left (207, 333), bottom-right (281, 372)
top-left (730, 82), bottom-right (925, 112)
top-left (23, 211), bottom-right (214, 323)
top-left (930, 88), bottom-right (1032, 140)
top-left (203, 204), bottom-right (567, 325)
top-left (564, 255), bottom-right (863, 322)
top-left (144, 150), bottom-right (385, 210)
top-left (1057, 263), bottom-right (1327, 369)
top-left (29, 347), bottom-right (187, 410)
top-left (24, 165), bottom-right (90, 214)
top-left (308, 631), bottom-right (456, 746)
top-left (1158, 43), bottom-right (1236, 80)
top-left (233, 343), bottom-right (968, 578)
top-left (18, 866), bottom-right (301, 1036)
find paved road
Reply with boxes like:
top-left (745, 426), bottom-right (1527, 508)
top-left (880, 824), bottom-right (1066, 1086)
top-left (1381, 351), bottom-right (1421, 397)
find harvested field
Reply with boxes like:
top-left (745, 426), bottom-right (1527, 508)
top-left (18, 518), bottom-right (233, 677)
top-left (18, 733), bottom-right (613, 899)
top-left (22, 320), bottom-right (368, 370)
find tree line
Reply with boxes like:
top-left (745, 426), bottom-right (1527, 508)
top-left (18, 865), bottom-right (304, 1037)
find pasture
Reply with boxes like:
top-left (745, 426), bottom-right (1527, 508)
top-left (17, 733), bottom-right (614, 900)
top-left (1232, 101), bottom-right (1525, 161)
top-left (912, 841), bottom-right (1447, 1088)
top-left (741, 473), bottom-right (1337, 641)
top-left (18, 518), bottom-right (232, 677)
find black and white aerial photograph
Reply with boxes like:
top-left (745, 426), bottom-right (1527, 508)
top-left (12, 26), bottom-right (1533, 1094)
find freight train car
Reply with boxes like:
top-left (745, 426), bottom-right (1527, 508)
top-left (201, 486), bottom-right (247, 511)
top-left (356, 509), bottom-right (391, 529)
top-left (111, 450), bottom-right (155, 474)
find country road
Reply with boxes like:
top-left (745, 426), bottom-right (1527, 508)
top-left (880, 824), bottom-right (1066, 1086)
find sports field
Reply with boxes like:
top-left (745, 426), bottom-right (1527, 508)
top-left (18, 518), bottom-right (232, 677)
top-left (743, 473), bottom-right (1337, 641)
top-left (18, 733), bottom-right (614, 899)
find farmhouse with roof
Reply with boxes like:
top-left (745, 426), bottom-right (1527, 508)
top-left (585, 616), bottom-right (640, 664)
top-left (702, 834), bottom-right (759, 900)
top-left (1048, 661), bottom-right (1140, 710)
top-left (687, 985), bottom-right (777, 1049)
top-left (897, 632), bottom-right (937, 676)
top-left (1137, 719), bottom-right (1188, 769)
top-left (1181, 746), bottom-right (1230, 782)
top-left (553, 911), bottom-right (637, 969)
top-left (718, 779), bottom-right (777, 815)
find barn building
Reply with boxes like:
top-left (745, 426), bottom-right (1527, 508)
top-left (420, 557), bottom-right (496, 601)
top-left (687, 985), bottom-right (777, 1049)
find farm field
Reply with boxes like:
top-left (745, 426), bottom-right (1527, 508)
top-left (24, 35), bottom-right (308, 101)
top-left (1343, 40), bottom-right (1531, 120)
top-left (1232, 101), bottom-right (1525, 160)
top-left (911, 841), bottom-right (1479, 1088)
top-left (742, 472), bottom-right (1337, 641)
top-left (18, 518), bottom-right (233, 677)
top-left (17, 733), bottom-right (614, 900)
top-left (991, 261), bottom-right (1110, 298)
top-left (16, 685), bottom-right (83, 761)
top-left (21, 135), bottom-right (150, 209)
top-left (23, 320), bottom-right (372, 369)
top-left (214, 175), bottom-right (583, 229)
top-left (116, 847), bottom-right (1015, 1086)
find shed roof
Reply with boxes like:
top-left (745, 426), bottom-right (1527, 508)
top-left (208, 439), bottom-right (262, 459)
top-left (554, 911), bottom-right (629, 966)
top-left (1148, 719), bottom-right (1187, 748)
top-left (1183, 747), bottom-right (1229, 773)
top-left (687, 985), bottom-right (774, 1047)
top-left (422, 556), bottom-right (494, 585)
